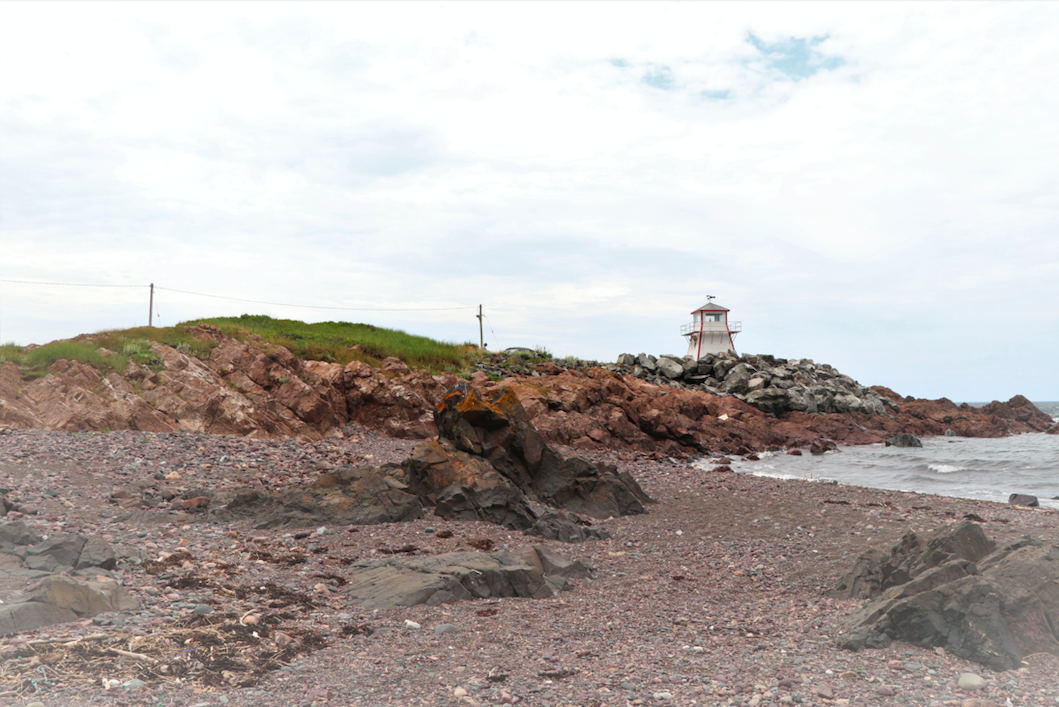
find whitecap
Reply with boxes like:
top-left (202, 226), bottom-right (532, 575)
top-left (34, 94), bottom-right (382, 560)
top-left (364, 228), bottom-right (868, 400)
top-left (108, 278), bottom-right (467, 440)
top-left (927, 463), bottom-right (965, 474)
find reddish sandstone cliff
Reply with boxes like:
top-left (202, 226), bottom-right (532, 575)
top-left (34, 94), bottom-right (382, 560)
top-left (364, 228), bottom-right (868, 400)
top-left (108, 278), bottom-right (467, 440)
top-left (0, 325), bottom-right (1053, 453)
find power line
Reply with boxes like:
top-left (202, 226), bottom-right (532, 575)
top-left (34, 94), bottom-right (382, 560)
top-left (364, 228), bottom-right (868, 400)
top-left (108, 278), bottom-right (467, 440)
top-left (483, 311), bottom-right (500, 350)
top-left (155, 286), bottom-right (475, 312)
top-left (0, 278), bottom-right (146, 288)
top-left (0, 279), bottom-right (477, 312)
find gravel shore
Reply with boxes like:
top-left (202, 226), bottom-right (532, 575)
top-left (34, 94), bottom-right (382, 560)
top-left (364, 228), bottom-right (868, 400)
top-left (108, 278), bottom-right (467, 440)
top-left (1, 428), bottom-right (1057, 707)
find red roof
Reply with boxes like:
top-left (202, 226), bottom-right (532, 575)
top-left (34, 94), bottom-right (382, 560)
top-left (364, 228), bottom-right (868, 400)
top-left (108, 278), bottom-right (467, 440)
top-left (691, 302), bottom-right (729, 313)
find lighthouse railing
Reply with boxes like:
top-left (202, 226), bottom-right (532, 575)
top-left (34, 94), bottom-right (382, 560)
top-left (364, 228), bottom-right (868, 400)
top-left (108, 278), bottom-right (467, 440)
top-left (681, 321), bottom-right (741, 336)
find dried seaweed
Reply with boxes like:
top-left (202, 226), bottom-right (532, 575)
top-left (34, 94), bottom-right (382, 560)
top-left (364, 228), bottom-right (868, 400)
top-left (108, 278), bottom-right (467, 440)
top-left (0, 613), bottom-right (355, 698)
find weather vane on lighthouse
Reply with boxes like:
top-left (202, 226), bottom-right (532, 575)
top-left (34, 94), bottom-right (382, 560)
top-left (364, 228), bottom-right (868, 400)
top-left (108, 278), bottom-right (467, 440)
top-left (680, 298), bottom-right (741, 359)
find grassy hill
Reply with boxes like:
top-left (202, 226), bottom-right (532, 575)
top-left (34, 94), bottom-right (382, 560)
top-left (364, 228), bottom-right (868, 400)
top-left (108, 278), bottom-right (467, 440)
top-left (0, 315), bottom-right (482, 379)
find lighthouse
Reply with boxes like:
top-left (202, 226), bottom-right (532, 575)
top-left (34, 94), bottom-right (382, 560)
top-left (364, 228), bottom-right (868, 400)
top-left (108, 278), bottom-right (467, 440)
top-left (681, 297), bottom-right (741, 359)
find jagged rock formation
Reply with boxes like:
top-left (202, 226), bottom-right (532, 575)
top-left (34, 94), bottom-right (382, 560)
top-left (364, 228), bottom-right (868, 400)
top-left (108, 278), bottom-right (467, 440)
top-left (835, 521), bottom-right (1059, 671)
top-left (224, 383), bottom-right (651, 532)
top-left (1, 325), bottom-right (1053, 455)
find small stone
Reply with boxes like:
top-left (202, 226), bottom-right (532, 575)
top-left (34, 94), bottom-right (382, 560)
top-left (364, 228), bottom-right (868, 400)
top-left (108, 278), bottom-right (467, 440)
top-left (958, 673), bottom-right (986, 691)
top-left (934, 646), bottom-right (946, 656)
top-left (652, 692), bottom-right (674, 700)
top-left (274, 632), bottom-right (293, 648)
top-left (315, 526), bottom-right (329, 536)
top-left (24, 703), bottom-right (46, 707)
top-left (337, 613), bottom-right (355, 621)
top-left (122, 679), bottom-right (148, 690)
top-left (191, 604), bottom-right (213, 615)
top-left (454, 687), bottom-right (468, 697)
top-left (500, 691), bottom-right (514, 704)
top-left (621, 682), bottom-right (637, 690)
top-left (404, 619), bottom-right (421, 630)
top-left (165, 471), bottom-right (181, 481)
top-left (876, 685), bottom-right (895, 696)
top-left (816, 685), bottom-right (834, 699)
top-left (434, 623), bottom-right (459, 634)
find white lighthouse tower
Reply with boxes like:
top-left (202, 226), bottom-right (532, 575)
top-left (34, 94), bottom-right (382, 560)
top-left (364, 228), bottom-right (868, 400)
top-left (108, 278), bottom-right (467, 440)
top-left (681, 297), bottom-right (741, 359)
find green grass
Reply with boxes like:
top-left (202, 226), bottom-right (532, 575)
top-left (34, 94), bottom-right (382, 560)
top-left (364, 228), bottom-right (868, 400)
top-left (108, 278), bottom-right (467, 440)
top-left (0, 341), bottom-right (127, 379)
top-left (0, 315), bottom-right (483, 379)
top-left (192, 314), bottom-right (480, 372)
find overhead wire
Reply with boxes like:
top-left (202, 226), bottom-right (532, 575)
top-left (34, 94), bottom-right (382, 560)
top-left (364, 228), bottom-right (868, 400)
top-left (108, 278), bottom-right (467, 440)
top-left (0, 278), bottom-right (146, 288)
top-left (155, 286), bottom-right (475, 311)
top-left (0, 279), bottom-right (477, 312)
top-left (483, 311), bottom-right (500, 350)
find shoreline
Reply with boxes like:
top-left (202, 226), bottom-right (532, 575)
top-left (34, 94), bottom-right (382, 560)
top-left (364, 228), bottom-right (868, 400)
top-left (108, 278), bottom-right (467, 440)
top-left (710, 431), bottom-right (1059, 510)
top-left (2, 428), bottom-right (1058, 706)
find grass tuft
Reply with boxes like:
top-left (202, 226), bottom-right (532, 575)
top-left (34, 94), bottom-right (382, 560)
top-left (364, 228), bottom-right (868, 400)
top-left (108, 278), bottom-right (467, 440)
top-left (190, 315), bottom-right (480, 373)
top-left (1, 315), bottom-right (482, 379)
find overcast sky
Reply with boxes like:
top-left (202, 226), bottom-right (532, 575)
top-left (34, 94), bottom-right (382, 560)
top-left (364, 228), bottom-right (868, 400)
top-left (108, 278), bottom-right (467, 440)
top-left (1, 2), bottom-right (1057, 402)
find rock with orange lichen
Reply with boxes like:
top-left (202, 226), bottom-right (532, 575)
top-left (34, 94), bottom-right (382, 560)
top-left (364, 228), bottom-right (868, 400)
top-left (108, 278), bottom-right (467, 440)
top-left (407, 382), bottom-right (653, 524)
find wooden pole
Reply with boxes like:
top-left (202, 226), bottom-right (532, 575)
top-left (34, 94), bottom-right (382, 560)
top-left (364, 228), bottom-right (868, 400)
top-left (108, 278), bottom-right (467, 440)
top-left (149, 283), bottom-right (154, 327)
top-left (477, 305), bottom-right (484, 349)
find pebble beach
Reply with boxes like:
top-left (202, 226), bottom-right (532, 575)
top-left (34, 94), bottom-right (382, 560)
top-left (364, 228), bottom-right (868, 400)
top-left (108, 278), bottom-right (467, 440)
top-left (2, 427), bottom-right (1058, 707)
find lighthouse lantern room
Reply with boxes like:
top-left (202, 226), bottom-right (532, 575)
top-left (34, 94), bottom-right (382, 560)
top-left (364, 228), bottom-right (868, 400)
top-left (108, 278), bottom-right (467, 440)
top-left (681, 296), bottom-right (741, 359)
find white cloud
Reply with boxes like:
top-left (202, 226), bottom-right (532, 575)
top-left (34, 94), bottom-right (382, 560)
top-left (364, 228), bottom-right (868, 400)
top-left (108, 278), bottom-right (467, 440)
top-left (1, 2), bottom-right (1057, 399)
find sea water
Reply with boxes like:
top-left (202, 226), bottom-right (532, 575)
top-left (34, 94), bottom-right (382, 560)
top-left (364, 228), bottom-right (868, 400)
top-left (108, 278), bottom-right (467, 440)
top-left (696, 401), bottom-right (1059, 510)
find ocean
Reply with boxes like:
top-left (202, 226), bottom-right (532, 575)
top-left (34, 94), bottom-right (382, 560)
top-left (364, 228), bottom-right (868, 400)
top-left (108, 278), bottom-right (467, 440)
top-left (695, 401), bottom-right (1059, 510)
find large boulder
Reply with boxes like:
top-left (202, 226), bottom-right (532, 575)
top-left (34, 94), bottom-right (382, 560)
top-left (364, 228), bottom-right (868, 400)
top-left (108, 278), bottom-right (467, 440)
top-left (225, 465), bottom-right (426, 528)
top-left (837, 522), bottom-right (1059, 671)
top-left (0, 575), bottom-right (138, 636)
top-left (340, 544), bottom-right (591, 608)
top-left (0, 521), bottom-right (121, 579)
top-left (885, 433), bottom-right (923, 448)
top-left (655, 357), bottom-right (685, 380)
top-left (719, 363), bottom-right (755, 395)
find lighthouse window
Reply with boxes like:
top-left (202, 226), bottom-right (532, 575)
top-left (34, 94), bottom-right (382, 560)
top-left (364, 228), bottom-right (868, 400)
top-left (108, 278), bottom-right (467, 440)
top-left (703, 313), bottom-right (721, 322)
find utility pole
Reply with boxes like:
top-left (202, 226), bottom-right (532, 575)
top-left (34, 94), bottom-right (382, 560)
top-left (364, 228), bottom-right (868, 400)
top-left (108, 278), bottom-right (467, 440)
top-left (149, 283), bottom-right (154, 328)
top-left (477, 304), bottom-right (484, 349)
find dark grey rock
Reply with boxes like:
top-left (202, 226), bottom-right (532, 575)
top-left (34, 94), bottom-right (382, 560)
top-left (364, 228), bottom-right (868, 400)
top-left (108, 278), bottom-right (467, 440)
top-left (525, 510), bottom-right (612, 543)
top-left (885, 433), bottom-right (923, 448)
top-left (1007, 493), bottom-right (1039, 507)
top-left (341, 545), bottom-right (591, 608)
top-left (0, 575), bottom-right (138, 636)
top-left (656, 357), bottom-right (684, 380)
top-left (225, 465), bottom-right (426, 529)
top-left (26, 533), bottom-right (87, 569)
top-left (838, 522), bottom-right (1059, 671)
top-left (719, 363), bottom-right (755, 395)
top-left (0, 521), bottom-right (41, 547)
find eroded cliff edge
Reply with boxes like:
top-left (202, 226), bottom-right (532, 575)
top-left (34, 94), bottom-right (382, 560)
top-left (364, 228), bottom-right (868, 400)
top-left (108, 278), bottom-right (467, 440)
top-left (1, 324), bottom-right (1053, 454)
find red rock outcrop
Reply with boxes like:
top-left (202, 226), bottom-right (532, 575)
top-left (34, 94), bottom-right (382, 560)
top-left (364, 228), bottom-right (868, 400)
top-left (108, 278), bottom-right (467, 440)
top-left (0, 327), bottom-right (1053, 453)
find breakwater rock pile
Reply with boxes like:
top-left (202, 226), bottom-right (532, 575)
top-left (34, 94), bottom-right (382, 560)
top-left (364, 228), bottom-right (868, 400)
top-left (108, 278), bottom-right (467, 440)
top-left (1, 326), bottom-right (1053, 456)
top-left (616, 352), bottom-right (893, 416)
